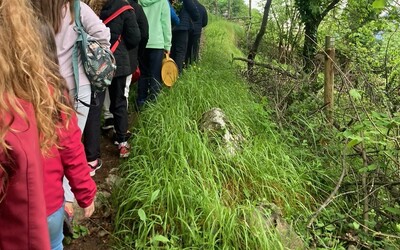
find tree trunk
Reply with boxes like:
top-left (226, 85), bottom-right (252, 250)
top-left (298, 0), bottom-right (341, 72)
top-left (246, 0), bottom-right (252, 51)
top-left (303, 21), bottom-right (320, 72)
top-left (247, 0), bottom-right (273, 71)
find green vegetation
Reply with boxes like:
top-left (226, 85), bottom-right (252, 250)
top-left (231, 0), bottom-right (400, 248)
top-left (64, 224), bottom-right (89, 245)
top-left (112, 19), bottom-right (319, 249)
top-left (109, 0), bottom-right (400, 248)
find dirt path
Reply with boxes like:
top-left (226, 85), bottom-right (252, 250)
top-left (65, 112), bottom-right (138, 250)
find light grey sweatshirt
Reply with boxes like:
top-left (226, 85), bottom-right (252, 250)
top-left (55, 2), bottom-right (111, 93)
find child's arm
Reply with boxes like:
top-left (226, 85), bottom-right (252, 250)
top-left (59, 112), bottom-right (97, 210)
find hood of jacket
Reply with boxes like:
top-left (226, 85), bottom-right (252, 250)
top-left (139, 0), bottom-right (162, 7)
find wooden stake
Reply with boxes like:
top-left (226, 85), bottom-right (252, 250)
top-left (324, 36), bottom-right (335, 124)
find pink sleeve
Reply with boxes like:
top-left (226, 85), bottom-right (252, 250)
top-left (80, 2), bottom-right (111, 48)
top-left (59, 112), bottom-right (96, 208)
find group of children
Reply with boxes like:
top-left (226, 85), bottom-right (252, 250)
top-left (0, 0), bottom-right (207, 249)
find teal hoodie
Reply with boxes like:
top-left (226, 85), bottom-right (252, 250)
top-left (139, 0), bottom-right (172, 51)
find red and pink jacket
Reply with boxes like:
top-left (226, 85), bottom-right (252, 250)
top-left (0, 100), bottom-right (51, 250)
top-left (43, 110), bottom-right (97, 216)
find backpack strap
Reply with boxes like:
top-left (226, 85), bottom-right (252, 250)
top-left (72, 0), bottom-right (94, 107)
top-left (110, 36), bottom-right (122, 53)
top-left (72, 0), bottom-right (83, 102)
top-left (103, 5), bottom-right (134, 25)
top-left (70, 1), bottom-right (107, 108)
top-left (103, 5), bottom-right (134, 53)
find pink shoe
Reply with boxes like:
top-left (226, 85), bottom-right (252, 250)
top-left (88, 158), bottom-right (102, 176)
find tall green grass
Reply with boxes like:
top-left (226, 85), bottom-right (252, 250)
top-left (112, 19), bottom-right (317, 249)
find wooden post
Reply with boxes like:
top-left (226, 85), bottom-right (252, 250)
top-left (324, 36), bottom-right (335, 124)
top-left (249, 0), bottom-right (252, 19)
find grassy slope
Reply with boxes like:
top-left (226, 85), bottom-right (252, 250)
top-left (112, 18), bottom-right (318, 249)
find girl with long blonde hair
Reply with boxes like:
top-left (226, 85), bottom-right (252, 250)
top-left (0, 0), bottom-right (72, 249)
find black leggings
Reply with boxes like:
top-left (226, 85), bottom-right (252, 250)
top-left (83, 90), bottom-right (105, 162)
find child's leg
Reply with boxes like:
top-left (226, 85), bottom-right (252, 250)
top-left (47, 205), bottom-right (64, 250)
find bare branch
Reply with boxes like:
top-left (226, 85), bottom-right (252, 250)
top-left (320, 0), bottom-right (341, 21)
top-left (232, 57), bottom-right (300, 79)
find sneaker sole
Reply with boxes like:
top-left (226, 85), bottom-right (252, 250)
top-left (90, 166), bottom-right (101, 176)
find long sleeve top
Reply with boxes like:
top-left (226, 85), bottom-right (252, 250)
top-left (0, 100), bottom-right (51, 250)
top-left (140, 0), bottom-right (172, 51)
top-left (43, 110), bottom-right (97, 216)
top-left (173, 0), bottom-right (200, 31)
top-left (100, 0), bottom-right (141, 77)
top-left (191, 0), bottom-right (207, 35)
top-left (56, 2), bottom-right (110, 92)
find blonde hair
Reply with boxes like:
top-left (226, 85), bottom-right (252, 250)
top-left (0, 0), bottom-right (76, 199)
top-left (0, 0), bottom-right (69, 157)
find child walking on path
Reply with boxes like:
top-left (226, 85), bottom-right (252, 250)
top-left (136, 0), bottom-right (172, 110)
top-left (185, 0), bottom-right (207, 65)
top-left (99, 0), bottom-right (141, 158)
top-left (0, 0), bottom-right (81, 248)
top-left (38, 19), bottom-right (97, 250)
top-left (170, 0), bottom-right (199, 73)
top-left (32, 0), bottom-right (110, 220)
top-left (101, 0), bottom-right (149, 141)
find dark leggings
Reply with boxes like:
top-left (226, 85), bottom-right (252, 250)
top-left (136, 48), bottom-right (164, 109)
top-left (83, 90), bottom-right (105, 162)
top-left (109, 75), bottom-right (129, 143)
top-left (171, 30), bottom-right (189, 74)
